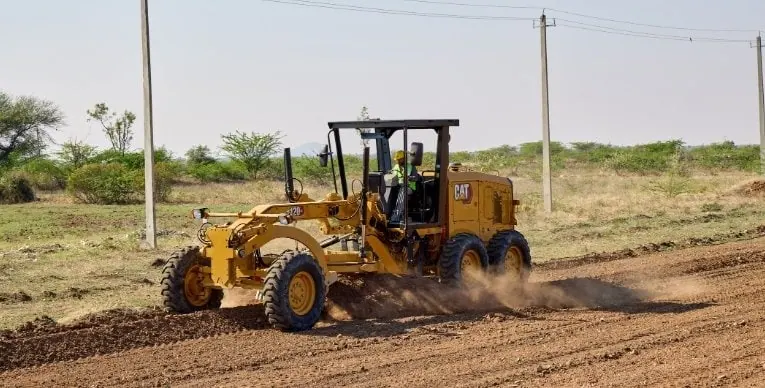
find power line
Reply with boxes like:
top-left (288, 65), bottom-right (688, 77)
top-left (557, 19), bottom-right (753, 43)
top-left (259, 0), bottom-right (535, 20)
top-left (557, 23), bottom-right (747, 43)
top-left (259, 0), bottom-right (757, 44)
top-left (400, 0), bottom-right (539, 10)
top-left (548, 8), bottom-right (760, 34)
top-left (397, 0), bottom-right (762, 33)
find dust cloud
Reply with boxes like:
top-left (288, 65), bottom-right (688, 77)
top-left (322, 270), bottom-right (657, 321)
top-left (220, 268), bottom-right (709, 321)
top-left (221, 288), bottom-right (261, 308)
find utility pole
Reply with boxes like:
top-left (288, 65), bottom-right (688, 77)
top-left (141, 0), bottom-right (157, 249)
top-left (756, 35), bottom-right (765, 175)
top-left (536, 13), bottom-right (555, 213)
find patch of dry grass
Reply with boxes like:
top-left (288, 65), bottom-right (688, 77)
top-left (0, 169), bottom-right (763, 329)
top-left (169, 180), bottom-right (334, 205)
top-left (509, 170), bottom-right (764, 258)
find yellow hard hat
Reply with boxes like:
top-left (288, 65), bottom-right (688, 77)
top-left (394, 150), bottom-right (405, 161)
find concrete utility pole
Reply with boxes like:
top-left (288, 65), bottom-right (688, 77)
top-left (756, 35), bottom-right (765, 175)
top-left (537, 13), bottom-right (555, 213)
top-left (141, 0), bottom-right (157, 249)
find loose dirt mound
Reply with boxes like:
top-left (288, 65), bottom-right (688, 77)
top-left (730, 178), bottom-right (765, 197)
top-left (0, 306), bottom-right (268, 371)
top-left (0, 309), bottom-right (165, 341)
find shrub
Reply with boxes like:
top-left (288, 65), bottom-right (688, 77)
top-left (598, 140), bottom-right (685, 175)
top-left (0, 174), bottom-right (36, 204)
top-left (89, 147), bottom-right (175, 170)
top-left (474, 145), bottom-right (519, 170)
top-left (130, 162), bottom-right (176, 202)
top-left (56, 140), bottom-right (98, 172)
top-left (259, 158), bottom-right (285, 181)
top-left (186, 161), bottom-right (248, 182)
top-left (67, 163), bottom-right (138, 204)
top-left (66, 163), bottom-right (175, 204)
top-left (292, 155), bottom-right (333, 182)
top-left (16, 158), bottom-right (67, 190)
top-left (156, 160), bottom-right (185, 184)
top-left (185, 145), bottom-right (217, 165)
top-left (569, 142), bottom-right (619, 163)
top-left (688, 141), bottom-right (759, 172)
top-left (605, 150), bottom-right (670, 175)
top-left (646, 150), bottom-right (694, 197)
top-left (518, 141), bottom-right (567, 159)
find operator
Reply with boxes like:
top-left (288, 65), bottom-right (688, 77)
top-left (391, 150), bottom-right (419, 194)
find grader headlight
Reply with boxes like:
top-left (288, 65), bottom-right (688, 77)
top-left (191, 208), bottom-right (209, 220)
top-left (277, 214), bottom-right (292, 225)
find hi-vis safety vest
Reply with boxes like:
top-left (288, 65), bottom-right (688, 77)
top-left (392, 164), bottom-right (417, 191)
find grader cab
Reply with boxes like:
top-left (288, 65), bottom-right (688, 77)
top-left (160, 119), bottom-right (532, 331)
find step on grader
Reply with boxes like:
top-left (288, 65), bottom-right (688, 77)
top-left (160, 119), bottom-right (532, 331)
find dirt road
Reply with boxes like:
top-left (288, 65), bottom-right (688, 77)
top-left (2, 237), bottom-right (765, 387)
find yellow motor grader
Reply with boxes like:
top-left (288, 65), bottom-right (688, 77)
top-left (160, 119), bottom-right (531, 331)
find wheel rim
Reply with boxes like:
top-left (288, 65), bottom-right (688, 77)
top-left (505, 246), bottom-right (524, 276)
top-left (288, 271), bottom-right (316, 316)
top-left (461, 250), bottom-right (483, 278)
top-left (183, 264), bottom-right (211, 307)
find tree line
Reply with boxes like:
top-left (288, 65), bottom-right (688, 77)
top-left (1, 90), bottom-right (761, 205)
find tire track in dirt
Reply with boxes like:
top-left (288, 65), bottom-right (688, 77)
top-left (2, 237), bottom-right (765, 386)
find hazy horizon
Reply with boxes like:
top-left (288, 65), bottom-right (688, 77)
top-left (2, 0), bottom-right (765, 157)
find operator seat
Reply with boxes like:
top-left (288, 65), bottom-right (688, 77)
top-left (364, 170), bottom-right (398, 217)
top-left (366, 171), bottom-right (389, 215)
top-left (388, 172), bottom-right (418, 225)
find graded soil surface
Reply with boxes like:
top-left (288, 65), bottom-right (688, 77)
top-left (2, 237), bottom-right (765, 387)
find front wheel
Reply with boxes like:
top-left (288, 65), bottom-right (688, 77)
top-left (263, 251), bottom-right (326, 331)
top-left (160, 246), bottom-right (223, 313)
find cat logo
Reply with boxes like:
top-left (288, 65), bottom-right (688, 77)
top-left (454, 183), bottom-right (472, 203)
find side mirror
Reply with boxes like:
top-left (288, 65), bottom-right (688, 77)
top-left (319, 144), bottom-right (330, 167)
top-left (409, 142), bottom-right (423, 166)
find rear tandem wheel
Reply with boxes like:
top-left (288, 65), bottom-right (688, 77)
top-left (438, 232), bottom-right (490, 285)
top-left (487, 230), bottom-right (532, 283)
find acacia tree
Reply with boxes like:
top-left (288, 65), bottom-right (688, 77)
top-left (86, 103), bottom-right (135, 155)
top-left (0, 91), bottom-right (65, 168)
top-left (220, 130), bottom-right (282, 179)
top-left (56, 138), bottom-right (97, 170)
top-left (185, 145), bottom-right (217, 165)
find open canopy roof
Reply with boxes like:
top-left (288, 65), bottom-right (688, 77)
top-left (327, 119), bottom-right (459, 130)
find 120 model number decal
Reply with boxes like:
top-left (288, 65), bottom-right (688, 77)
top-left (286, 206), bottom-right (304, 216)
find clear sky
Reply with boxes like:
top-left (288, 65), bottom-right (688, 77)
top-left (2, 0), bottom-right (764, 157)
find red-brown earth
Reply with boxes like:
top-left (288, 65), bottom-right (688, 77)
top-left (2, 237), bottom-right (765, 387)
